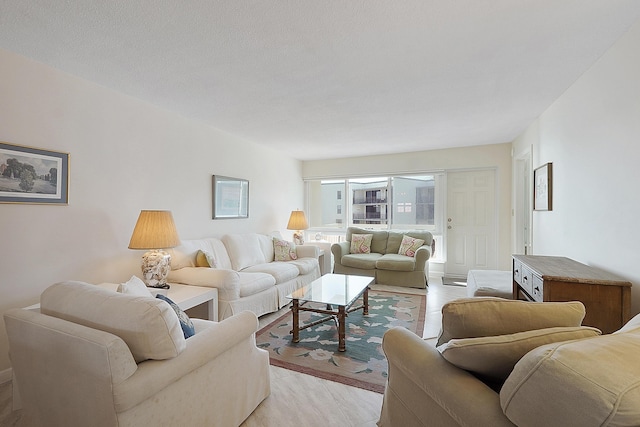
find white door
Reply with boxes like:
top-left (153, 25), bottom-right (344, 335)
top-left (514, 151), bottom-right (532, 255)
top-left (446, 169), bottom-right (497, 277)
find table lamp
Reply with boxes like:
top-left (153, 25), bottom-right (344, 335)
top-left (128, 210), bottom-right (180, 289)
top-left (287, 210), bottom-right (308, 245)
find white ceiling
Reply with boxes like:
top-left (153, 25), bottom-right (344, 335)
top-left (1, 1), bottom-right (640, 160)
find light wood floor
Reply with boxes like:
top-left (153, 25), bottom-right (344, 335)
top-left (0, 277), bottom-right (466, 427)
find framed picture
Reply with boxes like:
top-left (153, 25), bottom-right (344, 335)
top-left (212, 175), bottom-right (249, 219)
top-left (0, 142), bottom-right (69, 204)
top-left (534, 162), bottom-right (552, 211)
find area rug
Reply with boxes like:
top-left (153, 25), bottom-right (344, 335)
top-left (256, 290), bottom-right (426, 393)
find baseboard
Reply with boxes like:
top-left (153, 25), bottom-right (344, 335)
top-left (0, 367), bottom-right (12, 385)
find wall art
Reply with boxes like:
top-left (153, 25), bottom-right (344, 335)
top-left (533, 162), bottom-right (552, 211)
top-left (0, 141), bottom-right (69, 204)
top-left (212, 175), bottom-right (249, 219)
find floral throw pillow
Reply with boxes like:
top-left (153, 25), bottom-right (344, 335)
top-left (398, 235), bottom-right (425, 257)
top-left (273, 238), bottom-right (298, 261)
top-left (350, 234), bottom-right (373, 254)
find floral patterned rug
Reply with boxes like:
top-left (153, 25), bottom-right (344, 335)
top-left (256, 290), bottom-right (426, 393)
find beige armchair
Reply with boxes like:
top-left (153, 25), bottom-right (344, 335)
top-left (379, 297), bottom-right (640, 426)
top-left (4, 281), bottom-right (270, 427)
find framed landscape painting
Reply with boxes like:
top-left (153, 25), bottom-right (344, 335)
top-left (533, 162), bottom-right (552, 211)
top-left (0, 142), bottom-right (69, 204)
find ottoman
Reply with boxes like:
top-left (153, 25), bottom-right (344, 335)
top-left (466, 270), bottom-right (513, 299)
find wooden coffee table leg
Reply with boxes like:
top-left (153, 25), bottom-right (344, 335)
top-left (292, 299), bottom-right (300, 343)
top-left (363, 286), bottom-right (369, 315)
top-left (338, 305), bottom-right (346, 352)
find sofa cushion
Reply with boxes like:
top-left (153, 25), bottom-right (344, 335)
top-left (347, 227), bottom-right (388, 254)
top-left (223, 234), bottom-right (267, 271)
top-left (288, 257), bottom-right (320, 275)
top-left (170, 237), bottom-right (232, 270)
top-left (341, 253), bottom-right (383, 270)
top-left (41, 281), bottom-right (186, 363)
top-left (117, 275), bottom-right (153, 297)
top-left (398, 235), bottom-right (425, 257)
top-left (500, 326), bottom-right (640, 426)
top-left (156, 294), bottom-right (195, 339)
top-left (237, 272), bottom-right (277, 297)
top-left (375, 254), bottom-right (416, 272)
top-left (386, 230), bottom-right (432, 254)
top-left (273, 238), bottom-right (298, 261)
top-left (437, 297), bottom-right (586, 346)
top-left (243, 262), bottom-right (299, 284)
top-left (350, 233), bottom-right (373, 254)
top-left (437, 326), bottom-right (601, 383)
top-left (195, 249), bottom-right (218, 268)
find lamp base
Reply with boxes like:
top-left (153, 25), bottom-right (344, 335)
top-left (141, 249), bottom-right (172, 289)
top-left (292, 231), bottom-right (305, 245)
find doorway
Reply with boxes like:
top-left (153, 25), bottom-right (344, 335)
top-left (445, 169), bottom-right (497, 278)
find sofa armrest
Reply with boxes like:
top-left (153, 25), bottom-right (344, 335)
top-left (113, 311), bottom-right (260, 412)
top-left (380, 327), bottom-right (514, 427)
top-left (295, 245), bottom-right (319, 259)
top-left (167, 267), bottom-right (241, 301)
top-left (413, 246), bottom-right (432, 271)
top-left (331, 242), bottom-right (350, 264)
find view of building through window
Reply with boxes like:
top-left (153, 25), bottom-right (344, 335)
top-left (305, 175), bottom-right (439, 232)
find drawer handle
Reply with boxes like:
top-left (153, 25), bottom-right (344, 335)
top-left (534, 286), bottom-right (540, 292)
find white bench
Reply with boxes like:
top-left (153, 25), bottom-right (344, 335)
top-left (466, 270), bottom-right (513, 299)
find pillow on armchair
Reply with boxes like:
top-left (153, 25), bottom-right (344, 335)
top-left (437, 325), bottom-right (601, 383)
top-left (436, 297), bottom-right (587, 346)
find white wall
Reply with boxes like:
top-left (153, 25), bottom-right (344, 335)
top-left (0, 48), bottom-right (304, 372)
top-left (512, 19), bottom-right (640, 315)
top-left (302, 143), bottom-right (513, 272)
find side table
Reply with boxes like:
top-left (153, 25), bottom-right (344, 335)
top-left (97, 282), bottom-right (219, 322)
top-left (303, 240), bottom-right (333, 275)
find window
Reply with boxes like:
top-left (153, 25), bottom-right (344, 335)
top-left (305, 174), bottom-right (441, 232)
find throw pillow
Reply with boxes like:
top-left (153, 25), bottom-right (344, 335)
top-left (195, 249), bottom-right (217, 268)
top-left (273, 237), bottom-right (298, 261)
top-left (436, 298), bottom-right (587, 346)
top-left (117, 275), bottom-right (153, 297)
top-left (437, 326), bottom-right (601, 383)
top-left (156, 294), bottom-right (195, 339)
top-left (350, 233), bottom-right (373, 254)
top-left (398, 235), bottom-right (425, 257)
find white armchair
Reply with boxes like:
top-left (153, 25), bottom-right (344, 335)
top-left (4, 281), bottom-right (270, 427)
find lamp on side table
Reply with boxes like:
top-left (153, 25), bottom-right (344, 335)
top-left (287, 210), bottom-right (308, 245)
top-left (128, 210), bottom-right (181, 289)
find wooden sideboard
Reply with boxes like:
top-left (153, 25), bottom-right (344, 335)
top-left (512, 255), bottom-right (632, 334)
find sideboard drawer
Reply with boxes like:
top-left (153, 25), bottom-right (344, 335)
top-left (513, 260), bottom-right (522, 285)
top-left (531, 275), bottom-right (543, 302)
top-left (520, 266), bottom-right (534, 296)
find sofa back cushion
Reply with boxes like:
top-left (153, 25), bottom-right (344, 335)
top-left (386, 231), bottom-right (433, 254)
top-left (346, 227), bottom-right (388, 254)
top-left (170, 237), bottom-right (232, 270)
top-left (223, 233), bottom-right (267, 271)
top-left (437, 297), bottom-right (586, 346)
top-left (500, 326), bottom-right (640, 426)
top-left (41, 281), bottom-right (186, 363)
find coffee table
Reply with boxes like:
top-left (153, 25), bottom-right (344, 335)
top-left (286, 273), bottom-right (374, 352)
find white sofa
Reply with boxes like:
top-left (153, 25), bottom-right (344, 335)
top-left (168, 233), bottom-right (321, 320)
top-left (4, 281), bottom-right (270, 427)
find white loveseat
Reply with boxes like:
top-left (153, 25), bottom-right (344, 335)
top-left (4, 281), bottom-right (270, 427)
top-left (168, 233), bottom-right (321, 320)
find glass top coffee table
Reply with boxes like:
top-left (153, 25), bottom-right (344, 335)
top-left (286, 273), bottom-right (374, 352)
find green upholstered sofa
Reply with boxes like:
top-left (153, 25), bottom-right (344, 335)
top-left (331, 226), bottom-right (433, 288)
